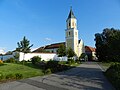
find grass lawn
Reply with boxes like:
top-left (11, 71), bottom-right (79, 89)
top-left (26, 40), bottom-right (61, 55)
top-left (98, 62), bottom-right (114, 71)
top-left (0, 61), bottom-right (80, 83)
top-left (0, 63), bottom-right (44, 80)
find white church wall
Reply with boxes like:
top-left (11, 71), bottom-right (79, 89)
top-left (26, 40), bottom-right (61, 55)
top-left (78, 39), bottom-right (85, 57)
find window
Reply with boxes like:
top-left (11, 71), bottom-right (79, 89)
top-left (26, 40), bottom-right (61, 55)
top-left (72, 22), bottom-right (74, 26)
top-left (69, 32), bottom-right (70, 36)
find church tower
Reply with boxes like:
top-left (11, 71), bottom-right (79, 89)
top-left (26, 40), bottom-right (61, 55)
top-left (65, 8), bottom-right (79, 56)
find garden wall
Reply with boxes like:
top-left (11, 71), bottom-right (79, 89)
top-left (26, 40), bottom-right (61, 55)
top-left (0, 52), bottom-right (67, 61)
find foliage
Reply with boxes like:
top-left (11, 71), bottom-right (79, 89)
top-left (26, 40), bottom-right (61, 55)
top-left (5, 58), bottom-right (16, 63)
top-left (79, 53), bottom-right (86, 58)
top-left (40, 60), bottom-right (77, 73)
top-left (31, 56), bottom-right (41, 65)
top-left (5, 73), bottom-right (23, 80)
top-left (0, 60), bottom-right (3, 66)
top-left (67, 59), bottom-right (75, 65)
top-left (5, 51), bottom-right (12, 55)
top-left (67, 47), bottom-right (75, 58)
top-left (15, 73), bottom-right (23, 79)
top-left (58, 61), bottom-right (67, 65)
top-left (57, 44), bottom-right (66, 57)
top-left (0, 73), bottom-right (3, 80)
top-left (44, 68), bottom-right (52, 74)
top-left (95, 28), bottom-right (120, 62)
top-left (13, 53), bottom-right (19, 60)
top-left (105, 63), bottom-right (120, 90)
top-left (16, 36), bottom-right (33, 62)
top-left (16, 36), bottom-right (33, 53)
top-left (5, 74), bottom-right (14, 79)
top-left (46, 60), bottom-right (59, 69)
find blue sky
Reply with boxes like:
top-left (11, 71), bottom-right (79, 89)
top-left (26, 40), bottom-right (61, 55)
top-left (0, 0), bottom-right (120, 52)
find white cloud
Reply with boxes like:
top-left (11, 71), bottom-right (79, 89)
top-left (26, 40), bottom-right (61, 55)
top-left (45, 38), bottom-right (52, 41)
top-left (0, 47), bottom-right (6, 54)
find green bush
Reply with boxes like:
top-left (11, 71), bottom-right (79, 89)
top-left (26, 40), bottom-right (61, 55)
top-left (31, 56), bottom-right (41, 64)
top-left (15, 73), bottom-right (23, 79)
top-left (44, 68), bottom-right (52, 74)
top-left (46, 60), bottom-right (59, 68)
top-left (0, 73), bottom-right (3, 80)
top-left (5, 58), bottom-right (16, 63)
top-left (75, 59), bottom-right (81, 64)
top-left (105, 63), bottom-right (120, 90)
top-left (6, 74), bottom-right (15, 79)
top-left (67, 59), bottom-right (75, 65)
top-left (58, 61), bottom-right (66, 65)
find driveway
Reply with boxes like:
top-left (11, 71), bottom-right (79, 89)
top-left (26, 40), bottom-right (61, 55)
top-left (0, 62), bottom-right (115, 90)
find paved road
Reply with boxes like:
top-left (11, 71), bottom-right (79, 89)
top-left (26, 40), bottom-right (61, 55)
top-left (0, 62), bottom-right (115, 90)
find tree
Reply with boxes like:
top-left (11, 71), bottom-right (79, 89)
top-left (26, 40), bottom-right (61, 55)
top-left (57, 44), bottom-right (66, 57)
top-left (67, 47), bottom-right (75, 59)
top-left (16, 36), bottom-right (33, 62)
top-left (95, 28), bottom-right (120, 62)
top-left (13, 53), bottom-right (19, 61)
top-left (5, 51), bottom-right (12, 55)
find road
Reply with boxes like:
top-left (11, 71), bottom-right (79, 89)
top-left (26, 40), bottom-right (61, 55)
top-left (0, 62), bottom-right (115, 90)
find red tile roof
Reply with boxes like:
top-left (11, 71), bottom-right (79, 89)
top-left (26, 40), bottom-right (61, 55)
top-left (85, 46), bottom-right (96, 52)
top-left (44, 42), bottom-right (65, 49)
top-left (32, 42), bottom-right (65, 53)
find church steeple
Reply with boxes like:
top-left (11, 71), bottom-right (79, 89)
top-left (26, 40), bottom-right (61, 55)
top-left (66, 7), bottom-right (77, 29)
top-left (67, 7), bottom-right (76, 20)
top-left (66, 7), bottom-right (79, 56)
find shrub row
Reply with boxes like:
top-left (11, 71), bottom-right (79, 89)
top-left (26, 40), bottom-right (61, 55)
top-left (31, 56), bottom-right (41, 64)
top-left (31, 60), bottom-right (75, 74)
top-left (3, 58), bottom-right (19, 63)
top-left (0, 73), bottom-right (23, 81)
top-left (105, 63), bottom-right (120, 90)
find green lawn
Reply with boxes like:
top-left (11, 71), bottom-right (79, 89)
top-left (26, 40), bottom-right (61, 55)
top-left (0, 61), bottom-right (80, 83)
top-left (98, 62), bottom-right (114, 71)
top-left (0, 63), bottom-right (44, 79)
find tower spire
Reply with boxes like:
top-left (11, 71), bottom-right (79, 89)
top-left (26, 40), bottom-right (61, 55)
top-left (67, 7), bottom-right (76, 20)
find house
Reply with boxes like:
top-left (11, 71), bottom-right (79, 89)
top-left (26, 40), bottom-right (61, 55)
top-left (85, 46), bottom-right (97, 60)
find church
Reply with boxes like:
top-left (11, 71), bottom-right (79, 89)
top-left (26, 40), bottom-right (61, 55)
top-left (0, 8), bottom-right (97, 61)
top-left (33, 8), bottom-right (85, 57)
top-left (0, 8), bottom-right (96, 61)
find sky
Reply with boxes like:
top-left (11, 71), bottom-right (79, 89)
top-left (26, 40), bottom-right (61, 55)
top-left (0, 0), bottom-right (120, 52)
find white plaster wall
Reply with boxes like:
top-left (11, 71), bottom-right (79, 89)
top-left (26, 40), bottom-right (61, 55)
top-left (19, 52), bottom-right (57, 61)
top-left (54, 56), bottom-right (68, 61)
top-left (0, 52), bottom-right (68, 61)
top-left (78, 39), bottom-right (85, 57)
